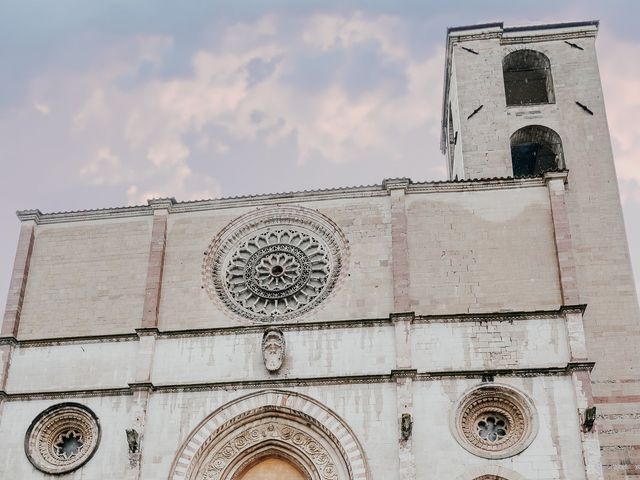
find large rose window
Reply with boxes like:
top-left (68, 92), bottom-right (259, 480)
top-left (203, 206), bottom-right (348, 322)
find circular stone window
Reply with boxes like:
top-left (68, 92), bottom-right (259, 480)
top-left (203, 206), bottom-right (349, 323)
top-left (451, 385), bottom-right (537, 459)
top-left (25, 403), bottom-right (101, 475)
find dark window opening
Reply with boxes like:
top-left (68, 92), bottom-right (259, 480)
top-left (510, 125), bottom-right (563, 177)
top-left (503, 50), bottom-right (554, 106)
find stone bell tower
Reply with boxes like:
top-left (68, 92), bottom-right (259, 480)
top-left (442, 21), bottom-right (640, 478)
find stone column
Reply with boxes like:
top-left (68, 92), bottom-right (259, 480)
top-left (0, 211), bottom-right (38, 417)
top-left (127, 199), bottom-right (172, 479)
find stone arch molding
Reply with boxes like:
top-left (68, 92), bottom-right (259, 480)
top-left (455, 465), bottom-right (527, 480)
top-left (169, 390), bottom-right (369, 480)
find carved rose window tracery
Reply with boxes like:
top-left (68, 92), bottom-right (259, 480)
top-left (53, 429), bottom-right (84, 460)
top-left (203, 207), bottom-right (348, 323)
top-left (476, 413), bottom-right (508, 443)
top-left (25, 403), bottom-right (101, 475)
top-left (451, 385), bottom-right (537, 460)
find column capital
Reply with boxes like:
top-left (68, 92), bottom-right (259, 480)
top-left (383, 177), bottom-right (412, 191)
top-left (147, 197), bottom-right (176, 212)
top-left (390, 312), bottom-right (415, 323)
top-left (135, 327), bottom-right (160, 338)
top-left (543, 170), bottom-right (569, 186)
top-left (16, 209), bottom-right (41, 223)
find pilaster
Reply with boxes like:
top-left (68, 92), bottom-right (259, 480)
top-left (1, 216), bottom-right (37, 416)
top-left (562, 306), bottom-right (604, 480)
top-left (545, 172), bottom-right (580, 305)
top-left (384, 178), bottom-right (412, 312)
top-left (128, 198), bottom-right (171, 479)
top-left (141, 199), bottom-right (171, 329)
top-left (391, 312), bottom-right (415, 480)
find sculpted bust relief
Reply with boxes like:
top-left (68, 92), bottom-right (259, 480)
top-left (262, 328), bottom-right (285, 372)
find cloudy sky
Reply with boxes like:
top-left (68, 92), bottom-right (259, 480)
top-left (1, 0), bottom-right (639, 305)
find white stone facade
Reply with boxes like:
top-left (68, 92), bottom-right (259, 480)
top-left (0, 20), bottom-right (638, 480)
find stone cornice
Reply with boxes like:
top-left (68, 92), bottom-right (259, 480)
top-left (0, 336), bottom-right (18, 347)
top-left (11, 306), bottom-right (579, 347)
top-left (1, 363), bottom-right (591, 401)
top-left (16, 175), bottom-right (555, 225)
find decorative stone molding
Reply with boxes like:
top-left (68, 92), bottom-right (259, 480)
top-left (450, 384), bottom-right (538, 459)
top-left (198, 419), bottom-right (338, 480)
top-left (203, 206), bottom-right (349, 323)
top-left (169, 390), bottom-right (369, 480)
top-left (262, 328), bottom-right (285, 372)
top-left (24, 403), bottom-right (101, 475)
top-left (455, 465), bottom-right (527, 480)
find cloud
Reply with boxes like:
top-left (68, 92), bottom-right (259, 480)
top-left (599, 33), bottom-right (640, 203)
top-left (5, 12), bottom-right (444, 210)
top-left (34, 101), bottom-right (50, 115)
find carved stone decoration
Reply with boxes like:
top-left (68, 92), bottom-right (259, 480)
top-left (126, 429), bottom-right (140, 453)
top-left (262, 327), bottom-right (285, 372)
top-left (24, 403), bottom-right (101, 475)
top-left (203, 206), bottom-right (349, 323)
top-left (199, 421), bottom-right (338, 480)
top-left (169, 390), bottom-right (369, 480)
top-left (451, 384), bottom-right (538, 460)
top-left (400, 413), bottom-right (413, 440)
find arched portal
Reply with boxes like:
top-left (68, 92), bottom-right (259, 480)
top-left (455, 465), bottom-right (527, 480)
top-left (238, 456), bottom-right (306, 480)
top-left (168, 390), bottom-right (369, 480)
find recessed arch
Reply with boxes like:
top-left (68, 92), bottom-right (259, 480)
top-left (503, 49), bottom-right (554, 106)
top-left (168, 390), bottom-right (369, 480)
top-left (455, 465), bottom-right (527, 480)
top-left (237, 455), bottom-right (307, 480)
top-left (510, 125), bottom-right (564, 177)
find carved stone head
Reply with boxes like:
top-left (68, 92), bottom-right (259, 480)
top-left (262, 328), bottom-right (285, 372)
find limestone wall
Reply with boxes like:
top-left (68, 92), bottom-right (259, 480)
top-left (407, 186), bottom-right (561, 315)
top-left (0, 377), bottom-right (585, 479)
top-left (158, 196), bottom-right (394, 330)
top-left (17, 217), bottom-right (152, 338)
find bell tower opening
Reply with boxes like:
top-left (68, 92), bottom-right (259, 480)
top-left (503, 49), bottom-right (554, 106)
top-left (510, 125), bottom-right (563, 177)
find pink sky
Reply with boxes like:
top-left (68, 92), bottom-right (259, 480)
top-left (0, 3), bottom-right (638, 305)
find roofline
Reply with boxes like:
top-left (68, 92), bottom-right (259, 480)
top-left (16, 173), bottom-right (564, 225)
top-left (440, 19), bottom-right (600, 154)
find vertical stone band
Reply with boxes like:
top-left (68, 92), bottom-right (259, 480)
top-left (385, 178), bottom-right (411, 313)
top-left (2, 219), bottom-right (36, 338)
top-left (385, 179), bottom-right (416, 480)
top-left (1, 214), bottom-right (37, 416)
top-left (128, 200), bottom-right (172, 480)
top-left (141, 206), bottom-right (169, 329)
top-left (545, 173), bottom-right (580, 305)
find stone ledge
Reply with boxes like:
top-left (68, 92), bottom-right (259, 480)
top-left (2, 364), bottom-right (590, 401)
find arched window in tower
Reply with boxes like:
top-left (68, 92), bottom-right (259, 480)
top-left (503, 49), bottom-right (554, 106)
top-left (510, 125), bottom-right (563, 177)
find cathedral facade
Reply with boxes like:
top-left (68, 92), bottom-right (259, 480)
top-left (1, 21), bottom-right (639, 479)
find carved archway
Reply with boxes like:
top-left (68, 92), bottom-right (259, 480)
top-left (237, 456), bottom-right (307, 480)
top-left (455, 465), bottom-right (527, 480)
top-left (168, 390), bottom-right (369, 480)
